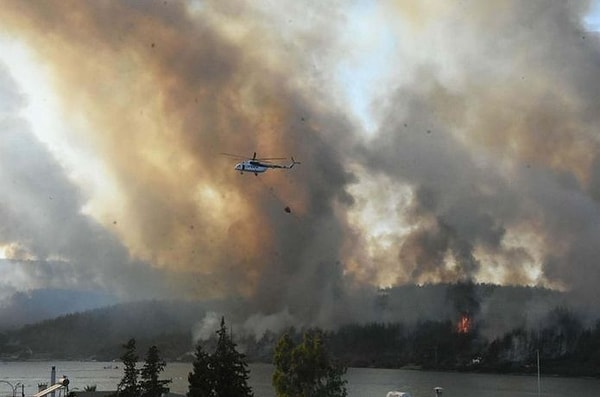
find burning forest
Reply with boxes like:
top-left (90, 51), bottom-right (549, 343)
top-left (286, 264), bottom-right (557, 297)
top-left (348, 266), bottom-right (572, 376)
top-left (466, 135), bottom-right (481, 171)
top-left (2, 283), bottom-right (598, 379)
top-left (457, 314), bottom-right (472, 335)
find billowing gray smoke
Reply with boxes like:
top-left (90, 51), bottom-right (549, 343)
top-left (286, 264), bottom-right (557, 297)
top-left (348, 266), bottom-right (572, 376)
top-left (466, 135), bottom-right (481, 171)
top-left (0, 1), bottom-right (600, 336)
top-left (360, 1), bottom-right (600, 317)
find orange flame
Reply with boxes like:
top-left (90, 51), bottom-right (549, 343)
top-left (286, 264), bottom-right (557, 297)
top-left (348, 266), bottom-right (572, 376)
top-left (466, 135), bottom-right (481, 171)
top-left (457, 314), bottom-right (471, 334)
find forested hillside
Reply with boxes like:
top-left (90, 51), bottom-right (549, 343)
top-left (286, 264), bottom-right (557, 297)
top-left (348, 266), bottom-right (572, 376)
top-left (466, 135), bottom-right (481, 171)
top-left (326, 308), bottom-right (600, 377)
top-left (1, 284), bottom-right (599, 377)
top-left (0, 300), bottom-right (204, 360)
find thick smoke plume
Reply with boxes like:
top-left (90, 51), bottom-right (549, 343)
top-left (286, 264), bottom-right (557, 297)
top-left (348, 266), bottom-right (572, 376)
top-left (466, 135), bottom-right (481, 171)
top-left (360, 0), bottom-right (600, 315)
top-left (1, 1), bottom-right (600, 333)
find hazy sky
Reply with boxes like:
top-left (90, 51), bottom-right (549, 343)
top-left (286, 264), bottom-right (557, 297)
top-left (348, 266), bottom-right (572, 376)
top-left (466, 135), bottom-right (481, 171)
top-left (1, 0), bottom-right (600, 329)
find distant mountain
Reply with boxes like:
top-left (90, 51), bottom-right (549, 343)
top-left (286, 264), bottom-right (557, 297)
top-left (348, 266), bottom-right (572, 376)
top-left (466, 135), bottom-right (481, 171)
top-left (0, 299), bottom-right (208, 360)
top-left (0, 288), bottom-right (119, 330)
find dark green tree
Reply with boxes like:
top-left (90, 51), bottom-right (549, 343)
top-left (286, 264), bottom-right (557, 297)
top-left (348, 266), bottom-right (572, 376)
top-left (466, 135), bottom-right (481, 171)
top-left (187, 317), bottom-right (253, 397)
top-left (273, 329), bottom-right (347, 397)
top-left (117, 338), bottom-right (140, 397)
top-left (212, 317), bottom-right (253, 397)
top-left (187, 343), bottom-right (213, 397)
top-left (140, 345), bottom-right (171, 397)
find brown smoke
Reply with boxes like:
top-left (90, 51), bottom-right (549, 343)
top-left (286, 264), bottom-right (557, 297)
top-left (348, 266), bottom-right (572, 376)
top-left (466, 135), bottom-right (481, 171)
top-left (0, 0), bottom-right (359, 325)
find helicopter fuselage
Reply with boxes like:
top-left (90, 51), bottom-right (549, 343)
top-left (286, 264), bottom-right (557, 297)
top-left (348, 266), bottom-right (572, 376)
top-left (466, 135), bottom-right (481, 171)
top-left (234, 160), bottom-right (268, 174)
top-left (231, 156), bottom-right (299, 175)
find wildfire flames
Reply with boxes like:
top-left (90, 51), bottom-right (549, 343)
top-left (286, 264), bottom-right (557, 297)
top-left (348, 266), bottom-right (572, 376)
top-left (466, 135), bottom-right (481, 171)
top-left (457, 314), bottom-right (472, 334)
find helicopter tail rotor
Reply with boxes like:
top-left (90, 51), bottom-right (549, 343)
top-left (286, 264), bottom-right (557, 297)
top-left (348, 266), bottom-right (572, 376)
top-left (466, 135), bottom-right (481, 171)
top-left (288, 157), bottom-right (301, 169)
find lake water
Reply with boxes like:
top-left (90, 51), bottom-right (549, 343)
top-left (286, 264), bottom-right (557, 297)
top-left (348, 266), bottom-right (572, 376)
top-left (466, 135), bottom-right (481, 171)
top-left (1, 361), bottom-right (599, 397)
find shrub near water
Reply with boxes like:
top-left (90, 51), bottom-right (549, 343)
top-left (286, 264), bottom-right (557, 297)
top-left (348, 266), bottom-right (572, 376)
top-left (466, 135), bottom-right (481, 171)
top-left (273, 329), bottom-right (348, 397)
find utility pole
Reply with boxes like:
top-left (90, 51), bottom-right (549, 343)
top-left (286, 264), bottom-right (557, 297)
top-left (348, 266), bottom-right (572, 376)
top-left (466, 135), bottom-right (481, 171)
top-left (537, 349), bottom-right (541, 397)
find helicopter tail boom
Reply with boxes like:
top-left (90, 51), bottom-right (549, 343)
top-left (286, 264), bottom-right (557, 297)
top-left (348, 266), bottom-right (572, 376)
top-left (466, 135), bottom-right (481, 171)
top-left (262, 157), bottom-right (300, 169)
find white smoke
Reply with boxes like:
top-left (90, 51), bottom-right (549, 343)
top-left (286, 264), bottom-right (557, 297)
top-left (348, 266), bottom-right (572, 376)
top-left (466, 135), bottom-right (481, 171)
top-left (242, 308), bottom-right (297, 340)
top-left (193, 311), bottom-right (223, 342)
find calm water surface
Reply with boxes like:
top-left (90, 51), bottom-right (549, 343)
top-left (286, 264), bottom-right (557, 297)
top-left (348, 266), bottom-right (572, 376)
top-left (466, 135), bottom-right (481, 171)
top-left (1, 361), bottom-right (599, 397)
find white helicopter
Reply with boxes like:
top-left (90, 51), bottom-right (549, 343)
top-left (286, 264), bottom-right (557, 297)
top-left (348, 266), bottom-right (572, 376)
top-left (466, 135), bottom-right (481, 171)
top-left (221, 152), bottom-right (300, 175)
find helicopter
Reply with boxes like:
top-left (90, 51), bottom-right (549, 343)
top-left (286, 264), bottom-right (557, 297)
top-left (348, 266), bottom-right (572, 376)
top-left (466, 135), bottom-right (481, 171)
top-left (221, 152), bottom-right (301, 175)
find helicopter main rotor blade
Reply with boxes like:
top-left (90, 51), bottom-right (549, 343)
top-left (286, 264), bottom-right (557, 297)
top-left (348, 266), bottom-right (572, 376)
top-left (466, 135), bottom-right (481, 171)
top-left (255, 157), bottom-right (287, 161)
top-left (220, 152), bottom-right (249, 159)
top-left (220, 152), bottom-right (288, 161)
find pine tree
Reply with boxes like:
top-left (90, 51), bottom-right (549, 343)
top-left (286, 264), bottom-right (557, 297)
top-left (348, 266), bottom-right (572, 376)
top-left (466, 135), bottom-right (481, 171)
top-left (212, 317), bottom-right (253, 397)
top-left (187, 317), bottom-right (253, 397)
top-left (187, 344), bottom-right (213, 397)
top-left (140, 345), bottom-right (171, 397)
top-left (117, 338), bottom-right (140, 397)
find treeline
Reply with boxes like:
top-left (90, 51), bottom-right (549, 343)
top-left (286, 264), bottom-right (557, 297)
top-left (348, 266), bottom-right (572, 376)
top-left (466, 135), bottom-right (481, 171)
top-left (108, 318), bottom-right (347, 397)
top-left (1, 292), bottom-right (600, 377)
top-left (326, 307), bottom-right (600, 377)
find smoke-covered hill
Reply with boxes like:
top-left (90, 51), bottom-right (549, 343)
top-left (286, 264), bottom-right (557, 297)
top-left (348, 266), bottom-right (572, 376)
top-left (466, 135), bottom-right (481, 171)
top-left (0, 283), bottom-right (577, 363)
top-left (0, 287), bottom-right (118, 330)
top-left (0, 299), bottom-right (209, 360)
